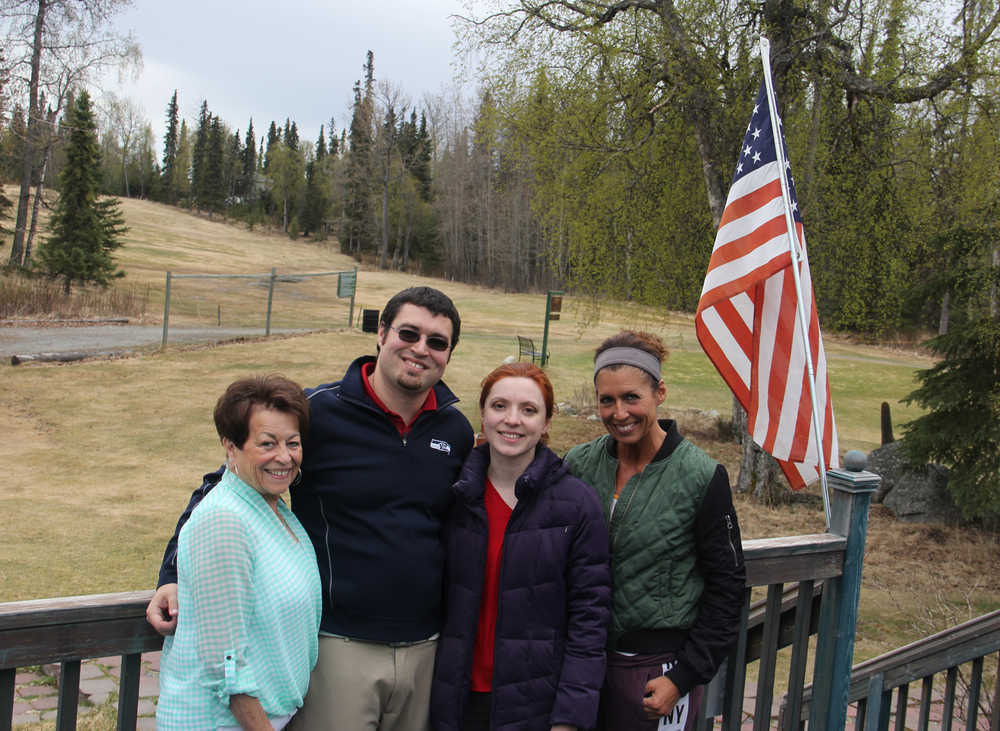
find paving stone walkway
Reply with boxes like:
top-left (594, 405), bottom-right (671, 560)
top-left (10, 652), bottom-right (160, 728)
top-left (9, 657), bottom-right (991, 729)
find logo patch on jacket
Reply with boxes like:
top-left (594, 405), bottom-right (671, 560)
top-left (429, 438), bottom-right (451, 455)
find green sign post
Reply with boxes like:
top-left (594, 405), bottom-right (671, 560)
top-left (337, 267), bottom-right (358, 326)
top-left (541, 290), bottom-right (564, 366)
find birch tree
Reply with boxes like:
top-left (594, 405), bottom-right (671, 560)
top-left (2, 0), bottom-right (139, 267)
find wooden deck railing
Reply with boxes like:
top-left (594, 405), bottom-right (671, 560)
top-left (0, 591), bottom-right (160, 731)
top-left (784, 608), bottom-right (1000, 730)
top-left (694, 462), bottom-right (881, 730)
top-left (0, 462), bottom-right (881, 731)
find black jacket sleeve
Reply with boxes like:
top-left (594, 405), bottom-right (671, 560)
top-left (155, 466), bottom-right (225, 587)
top-left (665, 464), bottom-right (747, 695)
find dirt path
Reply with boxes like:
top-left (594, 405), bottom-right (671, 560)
top-left (0, 323), bottom-right (311, 359)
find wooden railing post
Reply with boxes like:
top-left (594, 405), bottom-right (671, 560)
top-left (808, 450), bottom-right (880, 729)
top-left (1, 667), bottom-right (14, 731)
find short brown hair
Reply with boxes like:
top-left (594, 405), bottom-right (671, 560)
top-left (213, 374), bottom-right (310, 448)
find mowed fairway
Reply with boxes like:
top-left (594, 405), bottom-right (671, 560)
top-left (4, 196), bottom-right (996, 669)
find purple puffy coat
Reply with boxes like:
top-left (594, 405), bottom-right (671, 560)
top-left (430, 444), bottom-right (611, 731)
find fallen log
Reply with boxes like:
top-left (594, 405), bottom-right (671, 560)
top-left (0, 318), bottom-right (130, 326)
top-left (10, 350), bottom-right (131, 365)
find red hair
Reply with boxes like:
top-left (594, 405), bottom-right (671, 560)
top-left (479, 362), bottom-right (555, 422)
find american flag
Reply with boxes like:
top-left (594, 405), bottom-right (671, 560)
top-left (695, 81), bottom-right (838, 489)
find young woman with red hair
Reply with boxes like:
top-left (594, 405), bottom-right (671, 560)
top-left (431, 362), bottom-right (611, 731)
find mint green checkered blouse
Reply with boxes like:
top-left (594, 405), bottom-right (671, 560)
top-left (156, 468), bottom-right (322, 729)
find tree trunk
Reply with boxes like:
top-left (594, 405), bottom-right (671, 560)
top-left (880, 401), bottom-right (894, 445)
top-left (991, 245), bottom-right (999, 318)
top-left (379, 183), bottom-right (389, 269)
top-left (401, 213), bottom-right (413, 270)
top-left (391, 218), bottom-right (402, 269)
top-left (9, 0), bottom-right (48, 268)
top-left (24, 159), bottom-right (48, 265)
top-left (733, 397), bottom-right (789, 504)
top-left (737, 433), bottom-right (788, 504)
top-left (731, 394), bottom-right (747, 439)
top-left (939, 290), bottom-right (951, 335)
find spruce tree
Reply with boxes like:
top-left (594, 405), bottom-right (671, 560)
top-left (302, 125), bottom-right (329, 237)
top-left (191, 101), bottom-right (210, 210)
top-left (173, 120), bottom-right (192, 204)
top-left (903, 227), bottom-right (1000, 519)
top-left (315, 125), bottom-right (328, 161)
top-left (414, 112), bottom-right (433, 202)
top-left (161, 90), bottom-right (179, 203)
top-left (225, 130), bottom-right (241, 203)
top-left (345, 77), bottom-right (374, 256)
top-left (264, 121), bottom-right (279, 171)
top-left (240, 119), bottom-right (256, 199)
top-left (328, 118), bottom-right (338, 157)
top-left (283, 119), bottom-right (299, 151)
top-left (202, 115), bottom-right (226, 215)
top-left (38, 90), bottom-right (126, 293)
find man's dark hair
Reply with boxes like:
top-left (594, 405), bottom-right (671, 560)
top-left (380, 286), bottom-right (461, 350)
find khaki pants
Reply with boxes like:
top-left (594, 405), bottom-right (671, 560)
top-left (288, 634), bottom-right (436, 731)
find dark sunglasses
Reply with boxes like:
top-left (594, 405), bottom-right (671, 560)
top-left (390, 325), bottom-right (450, 352)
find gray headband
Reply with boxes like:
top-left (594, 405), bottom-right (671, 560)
top-left (593, 347), bottom-right (662, 383)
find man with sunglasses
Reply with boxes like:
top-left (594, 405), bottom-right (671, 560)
top-left (147, 286), bottom-right (474, 731)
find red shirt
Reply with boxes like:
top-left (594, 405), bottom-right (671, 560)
top-left (470, 478), bottom-right (514, 692)
top-left (360, 361), bottom-right (437, 435)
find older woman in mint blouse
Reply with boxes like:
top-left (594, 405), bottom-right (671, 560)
top-left (157, 375), bottom-right (322, 730)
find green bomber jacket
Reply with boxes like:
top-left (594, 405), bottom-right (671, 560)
top-left (565, 422), bottom-right (718, 647)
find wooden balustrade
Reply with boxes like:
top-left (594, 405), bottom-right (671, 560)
top-left (0, 465), bottom-right (880, 730)
top-left (785, 609), bottom-right (1000, 731)
top-left (0, 591), bottom-right (160, 731)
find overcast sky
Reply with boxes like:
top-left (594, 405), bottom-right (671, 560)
top-left (109, 0), bottom-right (471, 149)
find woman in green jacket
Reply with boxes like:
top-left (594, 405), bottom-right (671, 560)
top-left (566, 331), bottom-right (746, 731)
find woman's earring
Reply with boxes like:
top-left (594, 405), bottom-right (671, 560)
top-left (291, 468), bottom-right (302, 488)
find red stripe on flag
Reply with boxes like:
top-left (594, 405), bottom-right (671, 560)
top-left (787, 273), bottom-right (820, 461)
top-left (718, 178), bottom-right (783, 228)
top-left (708, 214), bottom-right (787, 269)
top-left (695, 319), bottom-right (751, 407)
top-left (712, 297), bottom-right (753, 358)
top-left (699, 250), bottom-right (792, 307)
top-left (766, 269), bottom-right (801, 456)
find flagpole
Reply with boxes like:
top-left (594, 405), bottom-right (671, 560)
top-left (758, 36), bottom-right (832, 531)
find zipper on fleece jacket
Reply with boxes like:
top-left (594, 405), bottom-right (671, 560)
top-left (724, 513), bottom-right (739, 568)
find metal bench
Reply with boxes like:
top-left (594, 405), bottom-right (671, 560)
top-left (517, 335), bottom-right (542, 364)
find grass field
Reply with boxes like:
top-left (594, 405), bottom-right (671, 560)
top-left (2, 195), bottom-right (997, 676)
